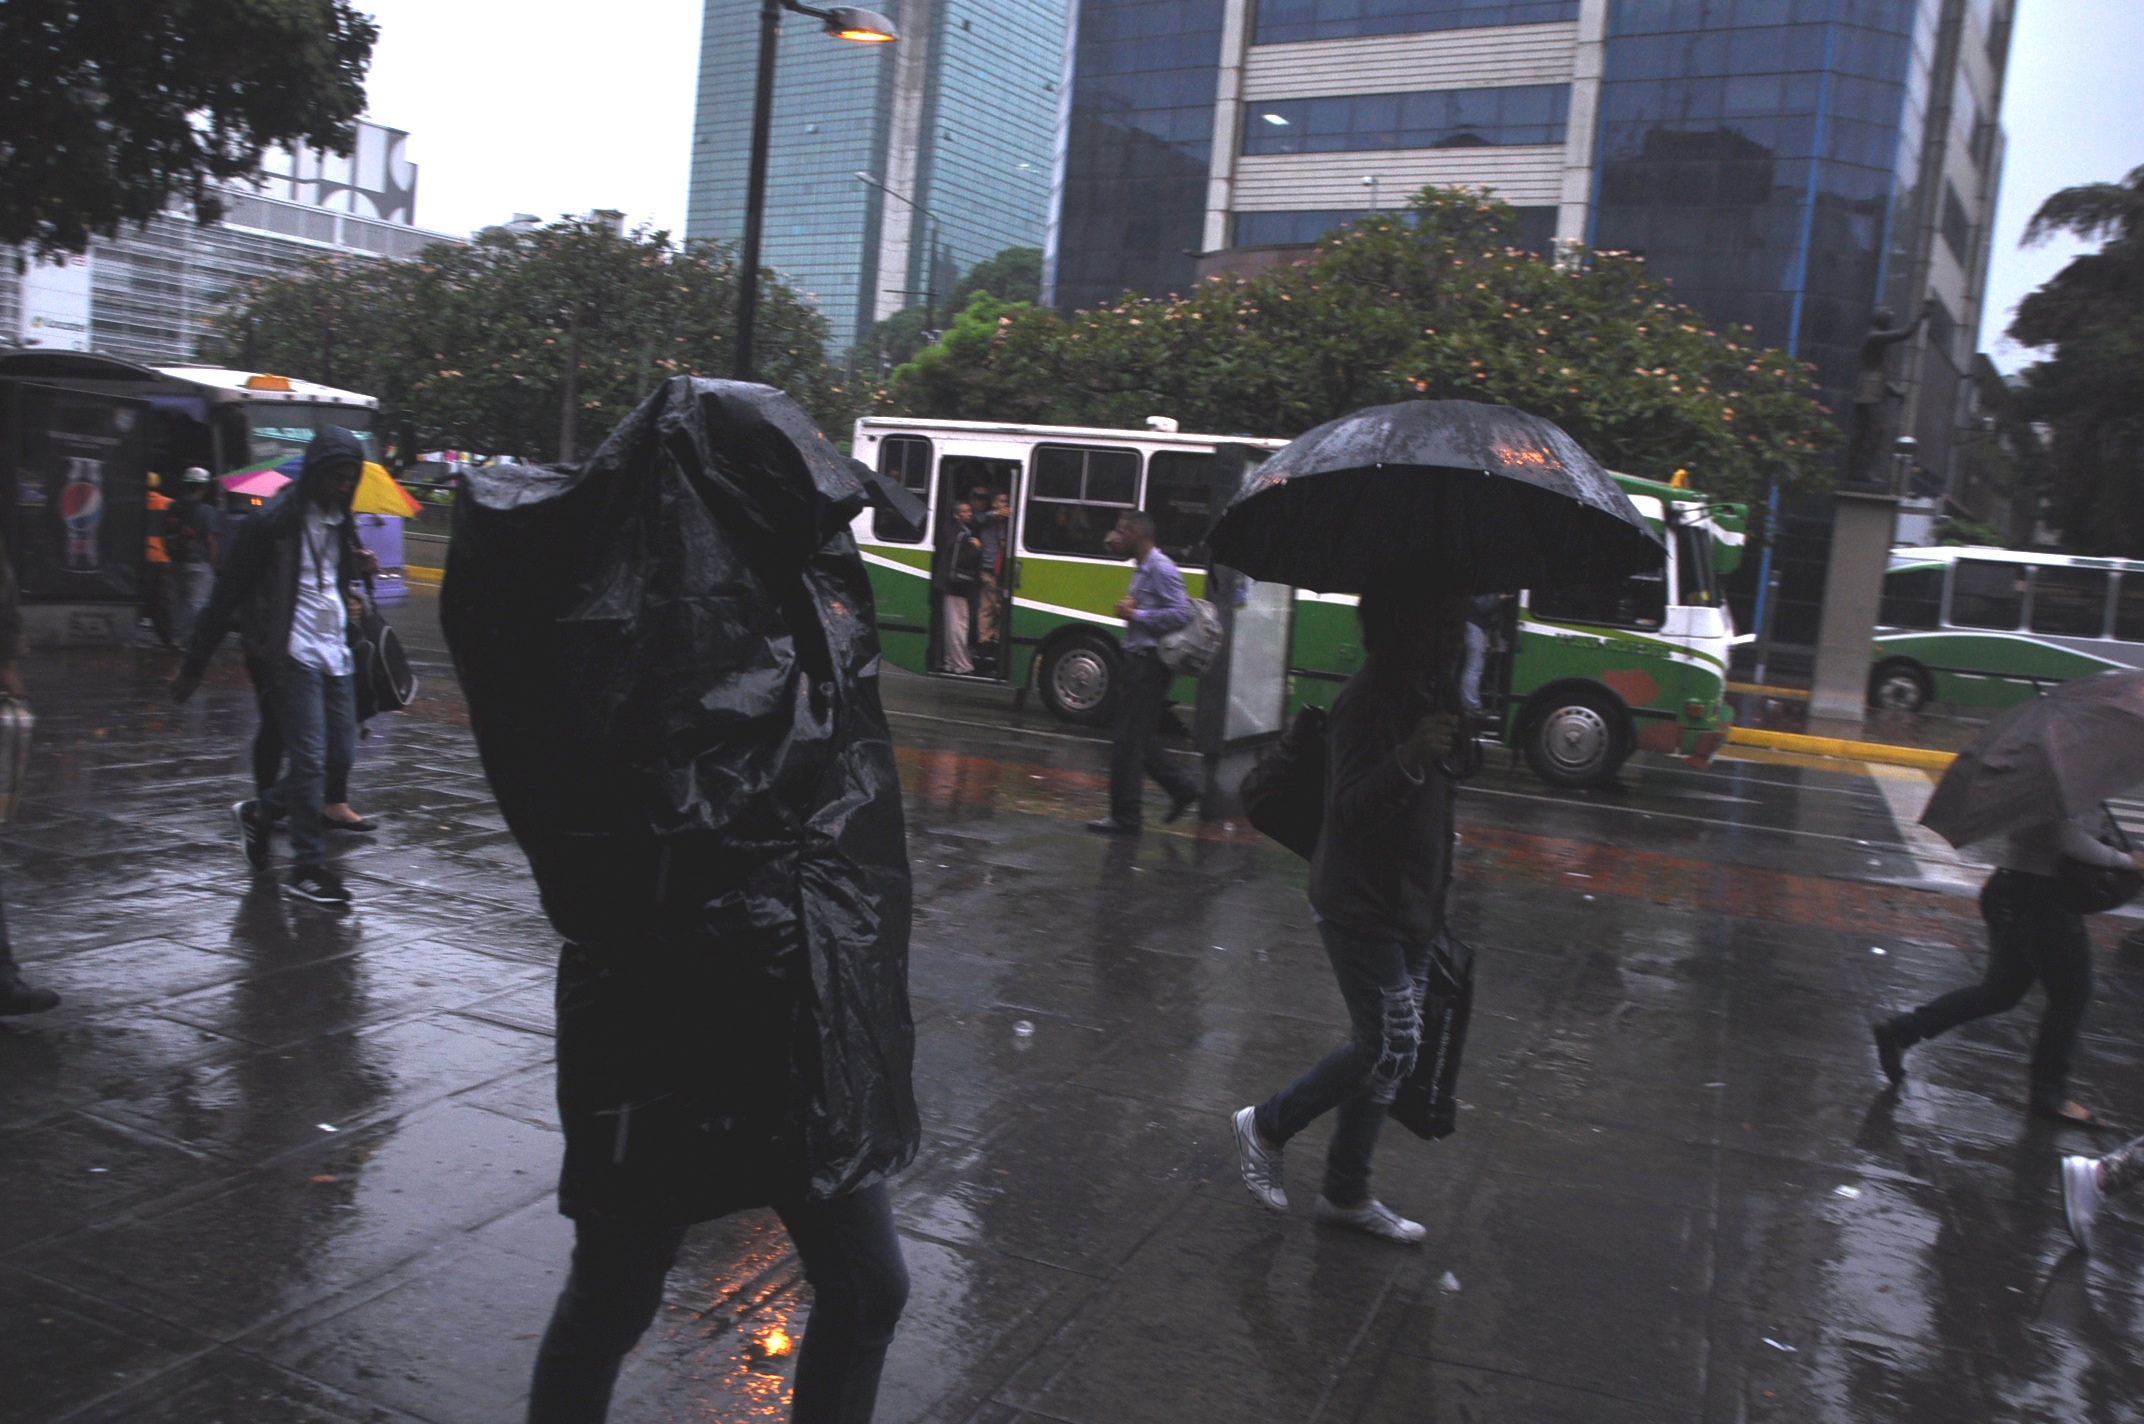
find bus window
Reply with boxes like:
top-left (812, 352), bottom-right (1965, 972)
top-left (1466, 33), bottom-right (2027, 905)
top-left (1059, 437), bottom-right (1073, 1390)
top-left (1145, 451), bottom-right (1217, 566)
top-left (246, 404), bottom-right (376, 466)
top-left (1949, 559), bottom-right (2024, 630)
top-left (1879, 566), bottom-right (1943, 629)
top-left (873, 435), bottom-right (931, 543)
top-left (2029, 566), bottom-right (2110, 638)
top-left (1671, 518), bottom-right (1717, 606)
top-left (2117, 576), bottom-right (2144, 644)
top-left (1025, 445), bottom-right (1140, 557)
top-left (1530, 569), bottom-right (1667, 631)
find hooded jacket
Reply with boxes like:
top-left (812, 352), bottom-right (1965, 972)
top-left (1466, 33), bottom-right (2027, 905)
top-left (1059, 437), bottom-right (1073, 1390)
top-left (180, 427), bottom-right (367, 678)
top-left (443, 379), bottom-right (918, 1221)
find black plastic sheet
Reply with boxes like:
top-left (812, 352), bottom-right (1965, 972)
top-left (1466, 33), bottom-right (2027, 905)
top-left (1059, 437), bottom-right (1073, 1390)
top-left (443, 378), bottom-right (917, 1215)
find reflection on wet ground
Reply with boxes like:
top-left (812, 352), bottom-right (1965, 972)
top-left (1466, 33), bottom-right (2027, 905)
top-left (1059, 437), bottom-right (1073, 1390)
top-left (3, 588), bottom-right (2141, 1423)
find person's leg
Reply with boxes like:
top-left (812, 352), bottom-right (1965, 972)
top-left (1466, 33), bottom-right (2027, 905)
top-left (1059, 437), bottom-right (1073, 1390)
top-left (526, 1216), bottom-right (688, 1424)
top-left (976, 571), bottom-right (1000, 652)
top-left (1107, 653), bottom-right (1159, 825)
top-left (321, 673), bottom-right (357, 811)
top-left (262, 663), bottom-right (329, 868)
top-left (776, 1184), bottom-right (909, 1424)
top-left (0, 872), bottom-right (59, 1014)
top-left (1895, 872), bottom-right (2036, 1044)
top-left (2021, 892), bottom-right (2094, 1112)
top-left (1255, 923), bottom-right (1412, 1154)
top-left (941, 594), bottom-right (973, 674)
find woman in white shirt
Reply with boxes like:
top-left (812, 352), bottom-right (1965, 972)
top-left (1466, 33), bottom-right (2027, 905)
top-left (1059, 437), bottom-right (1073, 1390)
top-left (1873, 816), bottom-right (2139, 1125)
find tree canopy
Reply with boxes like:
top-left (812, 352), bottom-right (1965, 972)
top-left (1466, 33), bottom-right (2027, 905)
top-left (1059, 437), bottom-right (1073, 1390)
top-left (2007, 164), bottom-right (2144, 557)
top-left (856, 246), bottom-right (1044, 376)
top-left (0, 0), bottom-right (376, 255)
top-left (205, 217), bottom-right (863, 462)
top-left (884, 191), bottom-right (1837, 505)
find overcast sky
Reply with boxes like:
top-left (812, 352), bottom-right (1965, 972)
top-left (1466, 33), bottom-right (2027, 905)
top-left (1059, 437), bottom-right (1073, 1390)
top-left (357, 1), bottom-right (2142, 368)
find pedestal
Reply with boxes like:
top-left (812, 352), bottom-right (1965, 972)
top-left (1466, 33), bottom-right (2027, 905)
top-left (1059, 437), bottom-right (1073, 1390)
top-left (1807, 488), bottom-right (1900, 725)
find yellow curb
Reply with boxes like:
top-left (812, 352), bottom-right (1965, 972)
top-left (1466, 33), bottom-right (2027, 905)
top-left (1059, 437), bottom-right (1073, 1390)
top-left (1725, 725), bottom-right (1956, 771)
top-left (404, 564), bottom-right (443, 584)
top-left (1726, 681), bottom-right (1810, 700)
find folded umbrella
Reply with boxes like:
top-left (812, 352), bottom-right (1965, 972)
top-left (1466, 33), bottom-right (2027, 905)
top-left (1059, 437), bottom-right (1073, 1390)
top-left (1208, 400), bottom-right (1661, 594)
top-left (1920, 669), bottom-right (2144, 848)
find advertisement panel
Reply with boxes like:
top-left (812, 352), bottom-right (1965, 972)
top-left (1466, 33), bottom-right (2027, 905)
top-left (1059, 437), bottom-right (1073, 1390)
top-left (4, 382), bottom-right (149, 604)
top-left (18, 252), bottom-right (93, 351)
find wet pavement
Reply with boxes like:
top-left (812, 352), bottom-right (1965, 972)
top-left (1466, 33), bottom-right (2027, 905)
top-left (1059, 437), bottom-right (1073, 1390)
top-left (5, 589), bottom-right (2143, 1424)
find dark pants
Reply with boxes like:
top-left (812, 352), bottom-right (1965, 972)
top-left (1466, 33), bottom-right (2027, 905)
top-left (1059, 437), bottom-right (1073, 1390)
top-left (1109, 649), bottom-right (1197, 825)
top-left (528, 1184), bottom-right (907, 1424)
top-left (260, 661), bottom-right (356, 868)
top-left (1900, 869), bottom-right (2092, 1108)
top-left (1256, 921), bottom-right (1428, 1206)
top-left (0, 876), bottom-right (17, 978)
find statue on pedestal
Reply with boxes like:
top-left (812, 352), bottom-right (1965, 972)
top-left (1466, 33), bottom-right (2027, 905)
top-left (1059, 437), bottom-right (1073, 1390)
top-left (1845, 300), bottom-right (1932, 487)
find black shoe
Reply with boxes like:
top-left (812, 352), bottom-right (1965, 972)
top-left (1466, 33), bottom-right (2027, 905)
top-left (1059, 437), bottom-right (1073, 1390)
top-left (233, 800), bottom-right (269, 871)
top-left (325, 815), bottom-right (377, 834)
top-left (1086, 817), bottom-right (1141, 836)
top-left (287, 866), bottom-right (351, 906)
top-left (1163, 789), bottom-right (1197, 824)
top-left (0, 970), bottom-right (60, 1016)
top-left (1872, 1018), bottom-right (1909, 1083)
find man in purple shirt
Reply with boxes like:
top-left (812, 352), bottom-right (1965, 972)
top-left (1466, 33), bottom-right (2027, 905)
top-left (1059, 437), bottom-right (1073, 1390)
top-left (1089, 512), bottom-right (1201, 835)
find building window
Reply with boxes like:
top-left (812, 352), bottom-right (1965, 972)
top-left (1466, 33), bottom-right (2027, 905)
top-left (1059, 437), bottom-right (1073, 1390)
top-left (1254, 0), bottom-right (1579, 45)
top-left (873, 435), bottom-right (932, 544)
top-left (1941, 180), bottom-right (1972, 263)
top-left (1243, 85), bottom-right (1570, 155)
top-left (1024, 445), bottom-right (1141, 558)
top-left (1232, 205), bottom-right (1557, 251)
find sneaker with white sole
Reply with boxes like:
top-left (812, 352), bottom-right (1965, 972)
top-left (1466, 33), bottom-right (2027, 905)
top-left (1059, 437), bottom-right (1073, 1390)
top-left (1315, 1195), bottom-right (1426, 1245)
top-left (1233, 1105), bottom-right (1287, 1213)
top-left (288, 865), bottom-right (351, 906)
top-left (2062, 1154), bottom-right (2106, 1253)
top-left (233, 799), bottom-right (269, 872)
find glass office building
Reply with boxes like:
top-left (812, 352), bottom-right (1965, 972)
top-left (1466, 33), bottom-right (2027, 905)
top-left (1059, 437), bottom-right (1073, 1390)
top-left (688, 0), bottom-right (1066, 353)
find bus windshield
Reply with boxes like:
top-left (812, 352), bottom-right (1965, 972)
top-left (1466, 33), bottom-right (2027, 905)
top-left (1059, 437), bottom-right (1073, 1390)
top-left (247, 404), bottom-right (377, 466)
top-left (1672, 512), bottom-right (1719, 607)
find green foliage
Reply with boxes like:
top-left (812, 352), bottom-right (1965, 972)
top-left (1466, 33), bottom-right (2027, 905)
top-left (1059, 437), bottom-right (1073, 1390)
top-left (951, 246), bottom-right (1042, 309)
top-left (885, 190), bottom-right (1837, 505)
top-left (1933, 517), bottom-right (2005, 547)
top-left (2008, 165), bottom-right (2144, 557)
top-left (204, 217), bottom-right (868, 462)
top-left (854, 304), bottom-right (935, 377)
top-left (854, 247), bottom-right (1045, 377)
top-left (0, 0), bottom-right (376, 255)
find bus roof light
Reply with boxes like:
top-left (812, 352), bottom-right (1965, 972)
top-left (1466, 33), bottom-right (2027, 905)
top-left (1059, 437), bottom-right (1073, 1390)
top-left (244, 374), bottom-right (293, 392)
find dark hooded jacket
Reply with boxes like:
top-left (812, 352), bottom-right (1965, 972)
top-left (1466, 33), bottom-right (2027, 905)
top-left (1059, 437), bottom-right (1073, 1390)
top-left (442, 378), bottom-right (918, 1222)
top-left (180, 427), bottom-right (367, 678)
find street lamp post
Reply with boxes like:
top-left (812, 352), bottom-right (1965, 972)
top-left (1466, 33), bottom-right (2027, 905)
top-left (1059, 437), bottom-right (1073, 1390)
top-left (734, 3), bottom-right (898, 383)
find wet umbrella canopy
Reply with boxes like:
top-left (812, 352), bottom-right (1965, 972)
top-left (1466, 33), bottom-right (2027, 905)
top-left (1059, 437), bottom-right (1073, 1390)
top-left (442, 378), bottom-right (918, 1214)
top-left (1921, 668), bottom-right (2144, 849)
top-left (1208, 400), bottom-right (1662, 594)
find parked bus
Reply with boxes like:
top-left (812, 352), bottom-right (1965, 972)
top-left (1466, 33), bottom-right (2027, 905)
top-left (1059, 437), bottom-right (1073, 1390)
top-left (1871, 545), bottom-right (2144, 711)
top-left (853, 416), bottom-right (1745, 788)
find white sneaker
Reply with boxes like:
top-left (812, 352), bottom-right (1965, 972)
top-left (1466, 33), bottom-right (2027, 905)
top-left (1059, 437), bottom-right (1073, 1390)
top-left (1315, 1195), bottom-right (1426, 1245)
top-left (1232, 1106), bottom-right (1287, 1213)
top-left (2062, 1155), bottom-right (2106, 1253)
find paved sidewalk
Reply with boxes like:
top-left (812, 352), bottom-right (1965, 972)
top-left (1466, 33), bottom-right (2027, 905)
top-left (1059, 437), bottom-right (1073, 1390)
top-left (4, 603), bottom-right (2142, 1423)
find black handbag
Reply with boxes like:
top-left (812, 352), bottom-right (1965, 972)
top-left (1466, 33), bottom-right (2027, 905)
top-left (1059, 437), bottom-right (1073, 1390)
top-left (351, 589), bottom-right (418, 721)
top-left (2053, 806), bottom-right (2141, 915)
top-left (1387, 932), bottom-right (1474, 1141)
top-left (1241, 703), bottom-right (1327, 859)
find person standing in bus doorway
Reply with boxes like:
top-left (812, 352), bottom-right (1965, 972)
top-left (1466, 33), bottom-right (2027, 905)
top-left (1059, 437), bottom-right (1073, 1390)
top-left (169, 428), bottom-right (374, 907)
top-left (167, 466), bottom-right (223, 646)
top-left (1233, 569), bottom-right (1466, 1243)
top-left (975, 491), bottom-right (1011, 674)
top-left (936, 501), bottom-right (981, 675)
top-left (1087, 511), bottom-right (1200, 836)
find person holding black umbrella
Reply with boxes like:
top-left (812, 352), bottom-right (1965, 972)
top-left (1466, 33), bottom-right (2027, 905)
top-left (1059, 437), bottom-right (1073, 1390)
top-left (1874, 669), bottom-right (2144, 1126)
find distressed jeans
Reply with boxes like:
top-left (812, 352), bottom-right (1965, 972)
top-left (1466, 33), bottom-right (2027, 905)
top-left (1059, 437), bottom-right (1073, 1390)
top-left (1256, 921), bottom-right (1428, 1206)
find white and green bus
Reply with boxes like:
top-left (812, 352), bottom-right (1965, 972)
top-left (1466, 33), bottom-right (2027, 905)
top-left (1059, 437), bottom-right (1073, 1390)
top-left (851, 416), bottom-right (1745, 788)
top-left (1871, 545), bottom-right (2144, 711)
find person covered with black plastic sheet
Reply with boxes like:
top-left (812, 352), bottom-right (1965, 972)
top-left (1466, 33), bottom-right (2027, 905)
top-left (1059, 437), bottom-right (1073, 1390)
top-left (442, 378), bottom-right (919, 1424)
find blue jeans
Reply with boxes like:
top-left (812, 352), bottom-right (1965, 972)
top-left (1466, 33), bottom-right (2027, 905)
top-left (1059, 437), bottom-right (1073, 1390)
top-left (528, 1184), bottom-right (909, 1424)
top-left (261, 660), bottom-right (356, 869)
top-left (172, 563), bottom-right (215, 647)
top-left (1256, 921), bottom-right (1429, 1206)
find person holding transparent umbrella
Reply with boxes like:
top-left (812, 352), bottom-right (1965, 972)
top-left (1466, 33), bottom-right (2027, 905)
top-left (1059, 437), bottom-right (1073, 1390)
top-left (1873, 669), bottom-right (2144, 1127)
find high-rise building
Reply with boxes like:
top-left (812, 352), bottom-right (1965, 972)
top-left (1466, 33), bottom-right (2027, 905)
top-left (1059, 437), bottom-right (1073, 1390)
top-left (1047, 0), bottom-right (2013, 659)
top-left (688, 0), bottom-right (1067, 353)
top-left (1, 120), bottom-right (452, 366)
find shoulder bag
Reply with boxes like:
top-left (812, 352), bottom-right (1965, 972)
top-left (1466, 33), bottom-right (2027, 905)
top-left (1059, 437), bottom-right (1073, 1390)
top-left (2053, 806), bottom-right (2142, 915)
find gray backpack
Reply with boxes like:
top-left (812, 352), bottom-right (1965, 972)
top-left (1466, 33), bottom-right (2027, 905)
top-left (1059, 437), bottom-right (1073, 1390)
top-left (1157, 597), bottom-right (1223, 676)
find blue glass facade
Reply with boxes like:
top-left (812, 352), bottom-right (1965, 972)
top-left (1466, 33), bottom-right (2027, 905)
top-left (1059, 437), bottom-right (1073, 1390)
top-left (1243, 85), bottom-right (1570, 154)
top-left (1048, 0), bottom-right (1227, 313)
top-left (1234, 206), bottom-right (1558, 251)
top-left (1254, 0), bottom-right (1580, 44)
top-left (1590, 0), bottom-right (1940, 404)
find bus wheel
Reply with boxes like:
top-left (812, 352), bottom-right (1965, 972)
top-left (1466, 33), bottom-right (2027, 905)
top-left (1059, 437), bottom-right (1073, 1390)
top-left (1040, 633), bottom-right (1119, 726)
top-left (1523, 689), bottom-right (1625, 789)
top-left (1868, 659), bottom-right (1932, 713)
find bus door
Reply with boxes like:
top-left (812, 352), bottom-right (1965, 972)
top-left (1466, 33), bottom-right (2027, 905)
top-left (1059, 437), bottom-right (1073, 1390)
top-left (1471, 594), bottom-right (1519, 727)
top-left (929, 448), bottom-right (1022, 680)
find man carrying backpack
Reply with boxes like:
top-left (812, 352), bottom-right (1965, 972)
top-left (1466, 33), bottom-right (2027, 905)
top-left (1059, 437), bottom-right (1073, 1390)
top-left (1087, 511), bottom-right (1200, 836)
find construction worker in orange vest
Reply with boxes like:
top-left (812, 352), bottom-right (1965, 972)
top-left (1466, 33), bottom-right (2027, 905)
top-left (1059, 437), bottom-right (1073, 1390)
top-left (143, 472), bottom-right (175, 646)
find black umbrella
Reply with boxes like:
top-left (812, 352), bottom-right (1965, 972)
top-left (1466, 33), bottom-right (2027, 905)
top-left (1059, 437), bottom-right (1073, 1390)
top-left (1920, 669), bottom-right (2144, 848)
top-left (1208, 400), bottom-right (1662, 594)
